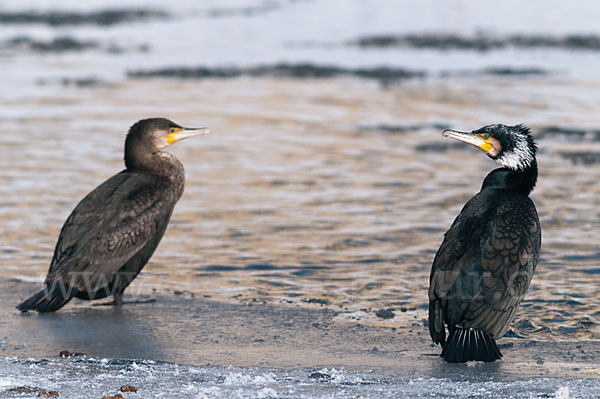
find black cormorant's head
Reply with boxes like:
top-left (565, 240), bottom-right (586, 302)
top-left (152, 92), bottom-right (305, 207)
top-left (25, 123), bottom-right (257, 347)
top-left (125, 118), bottom-right (210, 170)
top-left (442, 124), bottom-right (537, 171)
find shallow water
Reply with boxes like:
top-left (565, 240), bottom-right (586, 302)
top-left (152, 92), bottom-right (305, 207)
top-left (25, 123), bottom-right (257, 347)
top-left (0, 1), bottom-right (599, 394)
top-left (2, 77), bottom-right (599, 340)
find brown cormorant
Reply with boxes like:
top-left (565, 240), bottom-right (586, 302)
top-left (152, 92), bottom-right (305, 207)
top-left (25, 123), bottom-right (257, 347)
top-left (17, 118), bottom-right (210, 312)
top-left (428, 124), bottom-right (541, 362)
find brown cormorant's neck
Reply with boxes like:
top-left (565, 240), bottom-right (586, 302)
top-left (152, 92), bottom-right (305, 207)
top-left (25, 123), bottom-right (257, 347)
top-left (125, 149), bottom-right (184, 178)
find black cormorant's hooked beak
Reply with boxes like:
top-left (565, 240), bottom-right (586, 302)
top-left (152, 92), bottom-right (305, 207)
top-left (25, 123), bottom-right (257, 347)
top-left (166, 127), bottom-right (211, 145)
top-left (442, 129), bottom-right (492, 152)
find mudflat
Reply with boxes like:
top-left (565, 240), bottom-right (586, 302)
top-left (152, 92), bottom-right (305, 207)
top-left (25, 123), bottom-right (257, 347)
top-left (3, 279), bottom-right (598, 381)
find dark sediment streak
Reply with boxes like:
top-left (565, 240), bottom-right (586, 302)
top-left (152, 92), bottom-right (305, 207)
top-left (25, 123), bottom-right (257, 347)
top-left (59, 78), bottom-right (108, 88)
top-left (575, 267), bottom-right (600, 275)
top-left (358, 123), bottom-right (450, 134)
top-left (415, 142), bottom-right (473, 152)
top-left (538, 125), bottom-right (600, 141)
top-left (128, 64), bottom-right (550, 82)
top-left (205, 4), bottom-right (281, 18)
top-left (441, 67), bottom-right (548, 77)
top-left (562, 252), bottom-right (600, 261)
top-left (35, 77), bottom-right (110, 88)
top-left (4, 36), bottom-right (98, 52)
top-left (2, 35), bottom-right (149, 54)
top-left (128, 63), bottom-right (425, 83)
top-left (350, 33), bottom-right (600, 51)
top-left (559, 152), bottom-right (600, 165)
top-left (0, 9), bottom-right (168, 26)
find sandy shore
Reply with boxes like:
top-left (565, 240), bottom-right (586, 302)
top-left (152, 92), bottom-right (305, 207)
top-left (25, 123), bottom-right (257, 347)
top-left (3, 279), bottom-right (598, 382)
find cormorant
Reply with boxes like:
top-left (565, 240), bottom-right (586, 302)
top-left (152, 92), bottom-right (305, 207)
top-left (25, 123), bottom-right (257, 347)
top-left (428, 124), bottom-right (541, 362)
top-left (17, 118), bottom-right (210, 312)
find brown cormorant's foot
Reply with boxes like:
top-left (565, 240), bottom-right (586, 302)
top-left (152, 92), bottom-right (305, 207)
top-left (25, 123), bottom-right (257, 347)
top-left (124, 298), bottom-right (157, 305)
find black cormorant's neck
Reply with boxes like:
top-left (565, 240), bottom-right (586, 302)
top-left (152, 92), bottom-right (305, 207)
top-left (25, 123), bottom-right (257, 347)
top-left (481, 160), bottom-right (538, 195)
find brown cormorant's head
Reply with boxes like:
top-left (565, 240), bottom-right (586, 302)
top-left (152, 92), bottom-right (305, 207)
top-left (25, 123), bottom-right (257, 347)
top-left (124, 118), bottom-right (211, 170)
top-left (127, 118), bottom-right (211, 152)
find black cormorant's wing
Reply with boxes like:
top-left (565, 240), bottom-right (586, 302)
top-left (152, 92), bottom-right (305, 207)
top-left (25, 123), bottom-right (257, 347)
top-left (461, 197), bottom-right (540, 338)
top-left (428, 194), bottom-right (491, 343)
top-left (429, 192), bottom-right (540, 341)
top-left (429, 194), bottom-right (491, 290)
top-left (45, 171), bottom-right (175, 292)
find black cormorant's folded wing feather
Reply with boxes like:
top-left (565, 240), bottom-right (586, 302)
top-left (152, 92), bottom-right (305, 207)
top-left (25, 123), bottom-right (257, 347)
top-left (428, 194), bottom-right (491, 343)
top-left (429, 192), bottom-right (540, 341)
top-left (46, 171), bottom-right (174, 292)
top-left (461, 198), bottom-right (540, 338)
top-left (429, 195), bottom-right (491, 297)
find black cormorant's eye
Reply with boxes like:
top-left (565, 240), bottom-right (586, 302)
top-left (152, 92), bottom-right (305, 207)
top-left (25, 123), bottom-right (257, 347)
top-left (169, 128), bottom-right (175, 133)
top-left (483, 133), bottom-right (490, 140)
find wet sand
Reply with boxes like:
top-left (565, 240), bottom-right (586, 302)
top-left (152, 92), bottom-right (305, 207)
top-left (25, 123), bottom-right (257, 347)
top-left (3, 279), bottom-right (599, 381)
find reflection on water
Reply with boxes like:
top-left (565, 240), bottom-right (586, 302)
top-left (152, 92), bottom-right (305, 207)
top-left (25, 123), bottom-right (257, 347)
top-left (0, 0), bottom-right (599, 344)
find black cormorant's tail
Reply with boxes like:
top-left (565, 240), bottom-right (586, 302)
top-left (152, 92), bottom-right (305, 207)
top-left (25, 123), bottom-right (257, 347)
top-left (441, 327), bottom-right (502, 363)
top-left (16, 286), bottom-right (74, 313)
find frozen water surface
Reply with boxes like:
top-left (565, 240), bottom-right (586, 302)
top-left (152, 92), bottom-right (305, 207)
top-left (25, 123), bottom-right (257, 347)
top-left (1, 357), bottom-right (599, 398)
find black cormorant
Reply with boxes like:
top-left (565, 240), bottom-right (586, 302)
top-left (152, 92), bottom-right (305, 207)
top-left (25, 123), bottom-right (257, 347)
top-left (17, 118), bottom-right (210, 312)
top-left (428, 124), bottom-right (541, 362)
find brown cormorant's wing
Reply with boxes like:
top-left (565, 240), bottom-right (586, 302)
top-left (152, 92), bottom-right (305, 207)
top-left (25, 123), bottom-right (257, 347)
top-left (45, 171), bottom-right (175, 293)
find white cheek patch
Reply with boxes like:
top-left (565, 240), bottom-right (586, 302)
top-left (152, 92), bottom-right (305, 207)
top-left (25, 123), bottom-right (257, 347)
top-left (497, 134), bottom-right (534, 170)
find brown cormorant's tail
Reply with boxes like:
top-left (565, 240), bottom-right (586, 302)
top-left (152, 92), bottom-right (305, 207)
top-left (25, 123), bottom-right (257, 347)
top-left (16, 286), bottom-right (74, 313)
top-left (441, 327), bottom-right (502, 363)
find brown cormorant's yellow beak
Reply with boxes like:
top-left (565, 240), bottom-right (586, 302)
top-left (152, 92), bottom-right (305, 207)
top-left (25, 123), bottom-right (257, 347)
top-left (167, 127), bottom-right (211, 145)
